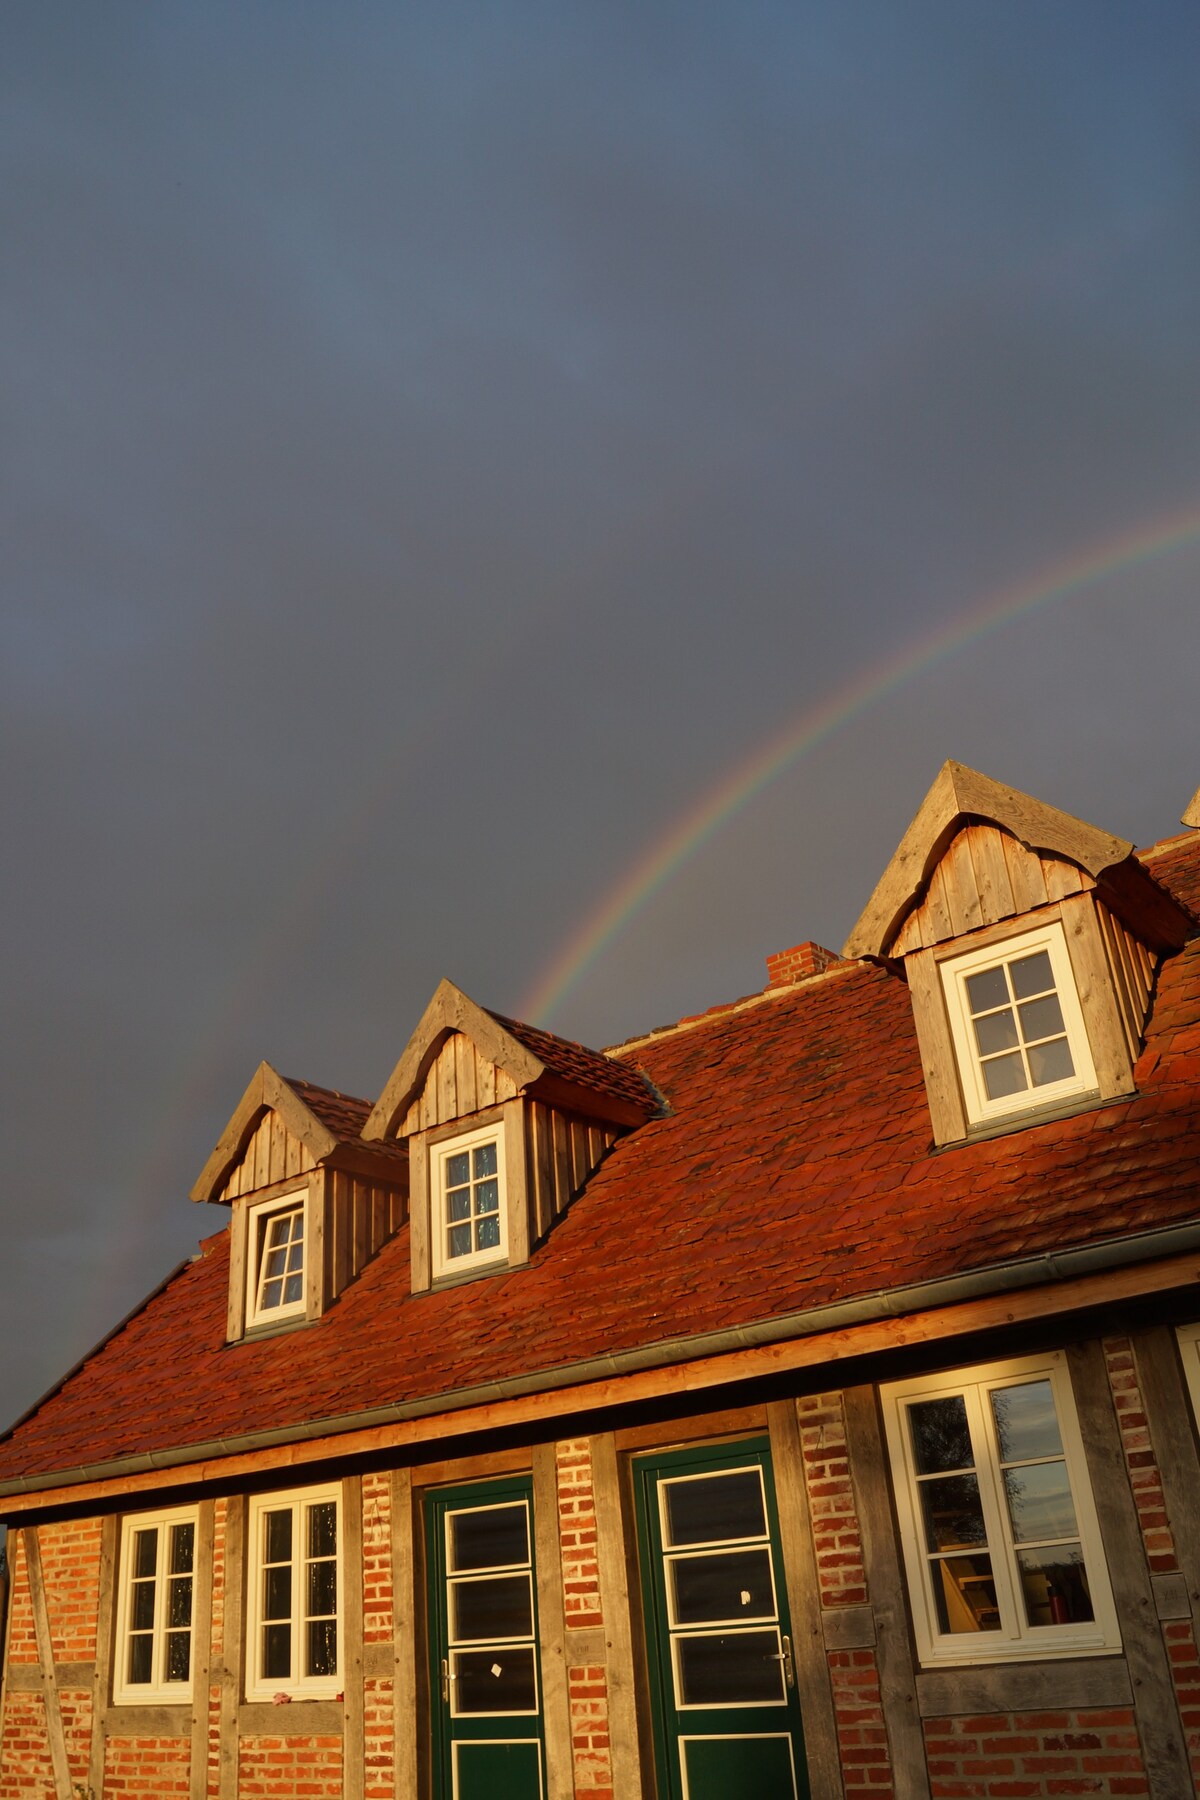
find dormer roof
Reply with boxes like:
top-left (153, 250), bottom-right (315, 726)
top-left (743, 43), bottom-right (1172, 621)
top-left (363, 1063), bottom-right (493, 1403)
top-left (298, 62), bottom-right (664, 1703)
top-left (190, 1062), bottom-right (404, 1205)
top-left (844, 759), bottom-right (1191, 960)
top-left (363, 978), bottom-right (657, 1139)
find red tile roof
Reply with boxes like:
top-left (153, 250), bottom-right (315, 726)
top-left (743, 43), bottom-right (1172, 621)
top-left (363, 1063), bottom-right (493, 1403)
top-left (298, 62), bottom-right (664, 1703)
top-left (2, 835), bottom-right (1199, 1484)
top-left (486, 1009), bottom-right (658, 1116)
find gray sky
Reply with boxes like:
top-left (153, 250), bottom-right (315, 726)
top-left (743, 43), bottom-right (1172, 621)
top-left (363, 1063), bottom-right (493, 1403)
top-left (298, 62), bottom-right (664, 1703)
top-left (4, 1), bottom-right (1200, 1426)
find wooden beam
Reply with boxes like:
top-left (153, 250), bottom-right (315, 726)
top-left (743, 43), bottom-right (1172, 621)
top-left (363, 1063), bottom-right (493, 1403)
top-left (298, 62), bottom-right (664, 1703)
top-left (842, 1387), bottom-right (930, 1800)
top-left (905, 948), bottom-right (967, 1144)
top-left (1129, 1326), bottom-right (1200, 1667)
top-left (1067, 1340), bottom-right (1191, 1800)
top-left (217, 1498), bottom-right (244, 1800)
top-left (24, 1528), bottom-right (73, 1800)
top-left (767, 1400), bottom-right (842, 1800)
top-left (916, 1656), bottom-right (1132, 1717)
top-left (342, 1477), bottom-right (365, 1800)
top-left (590, 1433), bottom-right (648, 1800)
top-left (188, 1500), bottom-right (215, 1800)
top-left (390, 1469), bottom-right (418, 1800)
top-left (89, 1513), bottom-right (116, 1796)
top-left (532, 1443), bottom-right (573, 1800)
top-left (364, 980), bottom-right (545, 1141)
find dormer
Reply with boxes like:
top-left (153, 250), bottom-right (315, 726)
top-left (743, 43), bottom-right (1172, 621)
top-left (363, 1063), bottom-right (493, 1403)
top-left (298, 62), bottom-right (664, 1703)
top-left (363, 980), bottom-right (657, 1292)
top-left (191, 1062), bottom-right (407, 1341)
top-left (844, 762), bottom-right (1195, 1145)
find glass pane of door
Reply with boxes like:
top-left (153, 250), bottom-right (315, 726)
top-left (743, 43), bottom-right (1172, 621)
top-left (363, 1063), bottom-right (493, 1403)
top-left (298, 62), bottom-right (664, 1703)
top-left (427, 1478), bottom-right (545, 1800)
top-left (635, 1438), bottom-right (810, 1800)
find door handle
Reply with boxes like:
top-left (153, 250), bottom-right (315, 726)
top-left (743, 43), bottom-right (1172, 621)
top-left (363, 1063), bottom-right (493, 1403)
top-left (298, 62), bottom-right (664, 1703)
top-left (440, 1657), bottom-right (453, 1703)
top-left (775, 1633), bottom-right (795, 1689)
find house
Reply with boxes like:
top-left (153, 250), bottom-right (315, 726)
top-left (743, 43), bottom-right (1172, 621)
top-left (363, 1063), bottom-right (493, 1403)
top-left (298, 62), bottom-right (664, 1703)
top-left (3, 760), bottom-right (1200, 1800)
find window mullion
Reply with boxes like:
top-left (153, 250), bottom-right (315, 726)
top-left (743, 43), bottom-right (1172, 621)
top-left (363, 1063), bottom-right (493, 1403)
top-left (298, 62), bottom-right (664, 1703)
top-left (965, 1384), bottom-right (1021, 1642)
top-left (293, 1502), bottom-right (304, 1684)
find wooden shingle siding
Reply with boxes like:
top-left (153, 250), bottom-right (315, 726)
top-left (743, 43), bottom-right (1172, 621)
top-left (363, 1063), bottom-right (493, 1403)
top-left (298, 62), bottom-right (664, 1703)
top-left (892, 823), bottom-right (1096, 955)
top-left (401, 1033), bottom-right (518, 1135)
top-left (218, 1109), bottom-right (314, 1200)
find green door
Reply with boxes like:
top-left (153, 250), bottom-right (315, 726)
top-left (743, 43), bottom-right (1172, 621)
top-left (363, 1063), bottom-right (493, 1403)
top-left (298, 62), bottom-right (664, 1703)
top-left (426, 1477), bottom-right (545, 1800)
top-left (634, 1438), bottom-right (810, 1800)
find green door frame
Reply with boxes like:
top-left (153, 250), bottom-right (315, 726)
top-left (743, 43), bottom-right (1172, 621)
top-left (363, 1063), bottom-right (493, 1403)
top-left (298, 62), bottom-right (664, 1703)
top-left (633, 1436), bottom-right (811, 1800)
top-left (425, 1474), bottom-right (546, 1800)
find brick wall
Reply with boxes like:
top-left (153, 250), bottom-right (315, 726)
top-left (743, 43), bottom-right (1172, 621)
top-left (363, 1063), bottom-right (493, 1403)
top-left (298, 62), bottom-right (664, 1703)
top-left (924, 1707), bottom-right (1149, 1798)
top-left (237, 1733), bottom-right (343, 1797)
top-left (362, 1470), bottom-right (393, 1645)
top-left (364, 1675), bottom-right (394, 1800)
top-left (556, 1438), bottom-right (603, 1628)
top-left (106, 1731), bottom-right (191, 1795)
top-left (1, 1686), bottom-right (93, 1795)
top-left (568, 1662), bottom-right (613, 1799)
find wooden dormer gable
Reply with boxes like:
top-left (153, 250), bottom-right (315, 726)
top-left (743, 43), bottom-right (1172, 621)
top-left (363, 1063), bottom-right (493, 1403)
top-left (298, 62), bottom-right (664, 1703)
top-left (364, 980), bottom-right (656, 1292)
top-left (192, 1062), bottom-right (407, 1342)
top-left (844, 762), bottom-right (1195, 1145)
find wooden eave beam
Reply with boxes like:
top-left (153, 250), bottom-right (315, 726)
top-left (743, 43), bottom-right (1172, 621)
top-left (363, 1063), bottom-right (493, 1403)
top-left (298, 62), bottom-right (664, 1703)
top-left (6, 1245), bottom-right (1200, 1520)
top-left (189, 1061), bottom-right (340, 1203)
top-left (363, 978), bottom-right (545, 1140)
top-left (844, 760), bottom-right (1134, 960)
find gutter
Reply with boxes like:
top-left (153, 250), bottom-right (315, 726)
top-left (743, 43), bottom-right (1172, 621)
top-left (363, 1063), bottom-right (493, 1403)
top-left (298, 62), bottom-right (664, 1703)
top-left (2, 1215), bottom-right (1199, 1500)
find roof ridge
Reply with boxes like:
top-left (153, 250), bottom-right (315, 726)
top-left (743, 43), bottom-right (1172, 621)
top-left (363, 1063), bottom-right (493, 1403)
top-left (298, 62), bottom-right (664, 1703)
top-left (606, 956), bottom-right (863, 1056)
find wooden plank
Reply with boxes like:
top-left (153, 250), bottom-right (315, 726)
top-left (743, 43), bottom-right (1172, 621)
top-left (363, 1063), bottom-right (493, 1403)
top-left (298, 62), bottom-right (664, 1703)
top-left (188, 1500), bottom-right (215, 1800)
top-left (16, 1250), bottom-right (1200, 1518)
top-left (89, 1514), bottom-right (117, 1797)
top-left (390, 1469), bottom-right (419, 1800)
top-left (495, 1066), bottom-right (518, 1104)
top-left (308, 1170), bottom-right (326, 1318)
top-left (1043, 855), bottom-right (1084, 900)
top-left (409, 1132), bottom-right (430, 1293)
top-left (590, 1432), bottom-right (648, 1800)
top-left (532, 1443), bottom-right (573, 1800)
top-left (504, 1101), bottom-right (531, 1267)
top-left (921, 861), bottom-right (956, 948)
top-left (767, 1400), bottom-right (843, 1800)
top-left (966, 823), bottom-right (1015, 926)
top-left (217, 1497), bottom-right (244, 1800)
top-left (342, 1477), bottom-right (365, 1800)
top-left (916, 1656), bottom-right (1132, 1717)
top-left (1060, 893), bottom-right (1136, 1099)
top-left (821, 1605), bottom-right (877, 1651)
top-left (269, 1112), bottom-right (287, 1187)
top-left (226, 1201), bottom-right (248, 1342)
top-left (842, 1386), bottom-right (930, 1800)
top-left (454, 1032), bottom-right (477, 1116)
top-left (551, 1110), bottom-right (572, 1215)
top-left (942, 829), bottom-right (984, 939)
top-left (531, 1102), bottom-right (556, 1238)
top-left (24, 1528), bottom-right (73, 1800)
top-left (253, 1116), bottom-right (271, 1191)
top-left (436, 1039), bottom-right (457, 1126)
top-left (1130, 1326), bottom-right (1200, 1659)
top-left (1003, 830), bottom-right (1049, 913)
top-left (905, 949), bottom-right (967, 1144)
top-left (1097, 903), bottom-right (1139, 1059)
top-left (476, 1054), bottom-right (496, 1109)
top-left (1066, 1340), bottom-right (1191, 1799)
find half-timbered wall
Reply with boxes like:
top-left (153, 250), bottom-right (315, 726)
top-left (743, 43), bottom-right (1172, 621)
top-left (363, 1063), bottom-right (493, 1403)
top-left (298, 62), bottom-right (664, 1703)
top-left (218, 1109), bottom-right (315, 1200)
top-left (400, 1033), bottom-right (518, 1137)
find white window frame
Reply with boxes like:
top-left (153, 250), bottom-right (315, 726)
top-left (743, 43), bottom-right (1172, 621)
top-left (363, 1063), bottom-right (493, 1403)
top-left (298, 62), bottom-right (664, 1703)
top-left (882, 1352), bottom-right (1119, 1666)
top-left (1176, 1324), bottom-right (1200, 1424)
top-left (246, 1484), bottom-right (343, 1701)
top-left (245, 1188), bottom-right (308, 1329)
top-left (939, 921), bottom-right (1097, 1128)
top-left (431, 1124), bottom-right (507, 1280)
top-left (113, 1506), bottom-right (199, 1704)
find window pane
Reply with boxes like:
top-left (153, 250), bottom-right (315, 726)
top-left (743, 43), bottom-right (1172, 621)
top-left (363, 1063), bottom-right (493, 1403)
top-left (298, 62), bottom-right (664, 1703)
top-left (263, 1621), bottom-right (291, 1680)
top-left (473, 1142), bottom-right (498, 1179)
top-left (168, 1575), bottom-right (193, 1628)
top-left (170, 1523), bottom-right (194, 1575)
top-left (450, 1504), bottom-right (529, 1572)
top-left (134, 1528), bottom-right (158, 1580)
top-left (965, 966), bottom-right (1009, 1013)
top-left (307, 1618), bottom-right (338, 1676)
top-left (453, 1645), bottom-right (537, 1714)
top-left (1027, 1037), bottom-right (1075, 1087)
top-left (663, 1470), bottom-right (766, 1547)
top-left (265, 1510), bottom-right (292, 1564)
top-left (476, 1214), bottom-right (501, 1250)
top-left (1016, 1545), bottom-right (1094, 1627)
top-left (918, 1474), bottom-right (988, 1552)
top-left (448, 1189), bottom-right (472, 1222)
top-left (166, 1629), bottom-right (191, 1682)
top-left (132, 1581), bottom-right (156, 1631)
top-left (446, 1151), bottom-right (471, 1186)
top-left (909, 1396), bottom-right (972, 1474)
top-left (1018, 994), bottom-right (1065, 1043)
top-left (451, 1573), bottom-right (533, 1642)
top-left (264, 1565), bottom-right (292, 1621)
top-left (675, 1630), bottom-right (784, 1706)
top-left (1009, 951), bottom-right (1054, 1000)
top-left (448, 1223), bottom-right (471, 1258)
top-left (930, 1555), bottom-right (1000, 1634)
top-left (982, 1052), bottom-right (1028, 1099)
top-left (308, 1502), bottom-right (337, 1559)
top-left (991, 1381), bottom-right (1064, 1463)
top-left (127, 1633), bottom-right (153, 1685)
top-left (1003, 1463), bottom-right (1079, 1543)
top-left (670, 1548), bottom-right (775, 1625)
top-left (974, 1009), bottom-right (1018, 1056)
top-left (308, 1557), bottom-right (338, 1620)
top-left (283, 1272), bottom-right (304, 1304)
top-left (476, 1178), bottom-right (499, 1214)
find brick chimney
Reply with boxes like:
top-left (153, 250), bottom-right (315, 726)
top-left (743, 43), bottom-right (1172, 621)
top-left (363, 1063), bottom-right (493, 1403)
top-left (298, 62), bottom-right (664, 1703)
top-left (765, 941), bottom-right (838, 988)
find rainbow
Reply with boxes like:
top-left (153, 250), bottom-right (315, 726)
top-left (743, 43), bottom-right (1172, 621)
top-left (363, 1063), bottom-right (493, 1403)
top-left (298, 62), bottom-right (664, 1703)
top-left (521, 501), bottom-right (1200, 1027)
